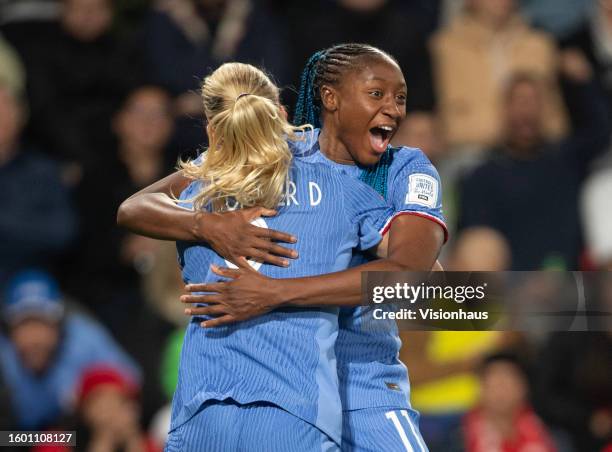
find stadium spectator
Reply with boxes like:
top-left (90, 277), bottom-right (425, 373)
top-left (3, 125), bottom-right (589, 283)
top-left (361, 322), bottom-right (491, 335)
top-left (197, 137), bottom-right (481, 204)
top-left (431, 0), bottom-right (568, 150)
top-left (0, 83), bottom-right (76, 282)
top-left (464, 352), bottom-right (556, 452)
top-left (533, 333), bottom-right (612, 451)
top-left (66, 86), bottom-right (175, 425)
top-left (69, 86), bottom-right (174, 326)
top-left (401, 227), bottom-right (520, 450)
top-left (0, 270), bottom-right (139, 430)
top-left (0, 33), bottom-right (24, 95)
top-left (144, 0), bottom-right (289, 153)
top-left (286, 0), bottom-right (436, 111)
top-left (458, 49), bottom-right (610, 270)
top-left (13, 0), bottom-right (143, 184)
top-left (33, 366), bottom-right (160, 452)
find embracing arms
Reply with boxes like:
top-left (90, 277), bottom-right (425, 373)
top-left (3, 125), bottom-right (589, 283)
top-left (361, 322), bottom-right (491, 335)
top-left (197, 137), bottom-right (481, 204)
top-left (116, 170), bottom-right (298, 266)
top-left (117, 170), bottom-right (445, 326)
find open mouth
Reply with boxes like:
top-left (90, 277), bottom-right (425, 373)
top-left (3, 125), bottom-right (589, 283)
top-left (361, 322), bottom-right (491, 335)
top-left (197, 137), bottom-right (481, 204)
top-left (369, 125), bottom-right (394, 153)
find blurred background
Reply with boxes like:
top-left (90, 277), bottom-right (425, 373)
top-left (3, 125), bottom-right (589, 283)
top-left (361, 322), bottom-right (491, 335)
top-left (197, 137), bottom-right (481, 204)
top-left (0, 0), bottom-right (611, 451)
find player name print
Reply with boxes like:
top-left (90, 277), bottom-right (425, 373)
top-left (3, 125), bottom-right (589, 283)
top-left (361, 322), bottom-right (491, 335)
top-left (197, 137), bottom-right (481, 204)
top-left (279, 180), bottom-right (322, 207)
top-left (405, 173), bottom-right (438, 208)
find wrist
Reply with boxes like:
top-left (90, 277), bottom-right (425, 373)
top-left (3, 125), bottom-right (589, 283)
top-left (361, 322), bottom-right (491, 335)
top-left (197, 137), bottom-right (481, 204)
top-left (276, 278), bottom-right (301, 307)
top-left (192, 210), bottom-right (209, 241)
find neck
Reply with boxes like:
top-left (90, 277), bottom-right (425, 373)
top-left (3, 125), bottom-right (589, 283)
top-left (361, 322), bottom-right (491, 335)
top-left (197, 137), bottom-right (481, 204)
top-left (119, 142), bottom-right (163, 186)
top-left (506, 136), bottom-right (541, 158)
top-left (318, 127), bottom-right (356, 165)
top-left (483, 408), bottom-right (519, 438)
top-left (471, 11), bottom-right (511, 31)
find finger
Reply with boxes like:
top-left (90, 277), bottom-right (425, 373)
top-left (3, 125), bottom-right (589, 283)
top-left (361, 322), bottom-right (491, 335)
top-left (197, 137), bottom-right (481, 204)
top-left (201, 315), bottom-right (237, 328)
top-left (251, 238), bottom-right (298, 259)
top-left (184, 282), bottom-right (225, 293)
top-left (243, 206), bottom-right (276, 222)
top-left (253, 226), bottom-right (297, 244)
top-left (248, 250), bottom-right (291, 267)
top-left (181, 294), bottom-right (224, 304)
top-left (211, 264), bottom-right (244, 278)
top-left (257, 208), bottom-right (278, 218)
top-left (248, 248), bottom-right (290, 267)
top-left (184, 304), bottom-right (227, 316)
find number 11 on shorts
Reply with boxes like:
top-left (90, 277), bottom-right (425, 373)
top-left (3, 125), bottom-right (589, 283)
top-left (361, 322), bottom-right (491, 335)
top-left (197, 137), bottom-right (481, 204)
top-left (385, 410), bottom-right (427, 452)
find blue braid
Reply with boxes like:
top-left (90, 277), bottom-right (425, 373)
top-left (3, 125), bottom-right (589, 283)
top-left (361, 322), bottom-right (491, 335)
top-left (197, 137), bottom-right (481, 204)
top-left (359, 147), bottom-right (392, 200)
top-left (294, 51), bottom-right (326, 128)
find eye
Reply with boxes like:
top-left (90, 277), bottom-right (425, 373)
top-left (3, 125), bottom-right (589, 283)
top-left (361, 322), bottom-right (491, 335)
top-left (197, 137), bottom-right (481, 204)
top-left (369, 90), bottom-right (383, 98)
top-left (396, 93), bottom-right (407, 104)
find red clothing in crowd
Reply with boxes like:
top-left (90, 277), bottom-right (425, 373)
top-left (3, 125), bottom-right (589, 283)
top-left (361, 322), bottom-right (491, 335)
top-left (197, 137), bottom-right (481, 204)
top-left (464, 406), bottom-right (557, 452)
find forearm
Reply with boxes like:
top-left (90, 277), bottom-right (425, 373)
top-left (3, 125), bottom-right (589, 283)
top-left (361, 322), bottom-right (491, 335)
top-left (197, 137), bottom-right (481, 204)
top-left (117, 192), bottom-right (203, 241)
top-left (279, 258), bottom-right (399, 307)
top-left (116, 170), bottom-right (198, 241)
top-left (279, 215), bottom-right (443, 307)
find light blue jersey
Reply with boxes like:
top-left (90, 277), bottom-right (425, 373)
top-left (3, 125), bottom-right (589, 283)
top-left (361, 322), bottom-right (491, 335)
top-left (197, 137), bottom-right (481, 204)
top-left (170, 155), bottom-right (394, 446)
top-left (293, 129), bottom-right (447, 412)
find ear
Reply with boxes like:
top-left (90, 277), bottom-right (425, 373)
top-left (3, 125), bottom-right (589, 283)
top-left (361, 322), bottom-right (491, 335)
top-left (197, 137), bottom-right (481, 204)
top-left (319, 85), bottom-right (338, 113)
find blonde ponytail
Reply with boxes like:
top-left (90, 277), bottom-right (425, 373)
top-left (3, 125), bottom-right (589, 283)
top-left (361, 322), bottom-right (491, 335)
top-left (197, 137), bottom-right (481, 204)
top-left (180, 62), bottom-right (309, 211)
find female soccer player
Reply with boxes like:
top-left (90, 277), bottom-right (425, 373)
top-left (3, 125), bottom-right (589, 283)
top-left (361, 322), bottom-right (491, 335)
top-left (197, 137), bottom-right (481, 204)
top-left (118, 44), bottom-right (445, 451)
top-left (160, 61), bottom-right (396, 451)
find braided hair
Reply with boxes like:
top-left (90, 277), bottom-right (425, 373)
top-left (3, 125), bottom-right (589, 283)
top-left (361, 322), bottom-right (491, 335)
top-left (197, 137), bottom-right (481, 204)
top-left (293, 43), bottom-right (397, 199)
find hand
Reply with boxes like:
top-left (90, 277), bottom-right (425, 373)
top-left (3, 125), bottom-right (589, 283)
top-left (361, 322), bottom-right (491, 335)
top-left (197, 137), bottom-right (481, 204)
top-left (560, 48), bottom-right (593, 83)
top-left (198, 207), bottom-right (298, 267)
top-left (181, 262), bottom-right (285, 327)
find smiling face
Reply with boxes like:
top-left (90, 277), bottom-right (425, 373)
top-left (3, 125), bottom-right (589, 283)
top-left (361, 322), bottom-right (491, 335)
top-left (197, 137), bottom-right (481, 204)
top-left (320, 54), bottom-right (407, 166)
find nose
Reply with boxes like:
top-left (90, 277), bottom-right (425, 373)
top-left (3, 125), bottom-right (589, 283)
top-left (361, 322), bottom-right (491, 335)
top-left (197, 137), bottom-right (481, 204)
top-left (381, 96), bottom-right (404, 123)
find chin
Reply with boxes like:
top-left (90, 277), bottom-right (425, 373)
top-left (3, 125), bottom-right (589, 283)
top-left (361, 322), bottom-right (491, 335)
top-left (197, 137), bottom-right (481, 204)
top-left (365, 149), bottom-right (386, 166)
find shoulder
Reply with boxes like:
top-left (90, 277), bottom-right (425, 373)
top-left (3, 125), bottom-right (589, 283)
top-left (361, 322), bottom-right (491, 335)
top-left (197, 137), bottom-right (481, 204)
top-left (388, 145), bottom-right (437, 175)
top-left (287, 127), bottom-right (319, 157)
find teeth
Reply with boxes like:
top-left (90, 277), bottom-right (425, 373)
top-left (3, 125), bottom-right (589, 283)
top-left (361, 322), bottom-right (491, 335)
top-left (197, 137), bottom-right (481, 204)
top-left (379, 126), bottom-right (393, 132)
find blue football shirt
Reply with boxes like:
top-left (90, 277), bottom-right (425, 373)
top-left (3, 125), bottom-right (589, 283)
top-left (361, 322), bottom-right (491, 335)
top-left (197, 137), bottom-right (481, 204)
top-left (294, 129), bottom-right (447, 411)
top-left (171, 154), bottom-right (394, 445)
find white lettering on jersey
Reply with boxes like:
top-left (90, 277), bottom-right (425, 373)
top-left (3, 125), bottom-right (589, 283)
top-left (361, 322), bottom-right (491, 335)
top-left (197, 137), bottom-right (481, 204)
top-left (224, 217), bottom-right (266, 271)
top-left (405, 174), bottom-right (438, 208)
top-left (283, 181), bottom-right (299, 206)
top-left (309, 182), bottom-right (322, 206)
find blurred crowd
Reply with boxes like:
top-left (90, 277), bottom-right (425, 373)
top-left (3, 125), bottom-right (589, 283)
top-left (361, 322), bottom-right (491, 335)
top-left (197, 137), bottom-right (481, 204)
top-left (0, 0), bottom-right (611, 451)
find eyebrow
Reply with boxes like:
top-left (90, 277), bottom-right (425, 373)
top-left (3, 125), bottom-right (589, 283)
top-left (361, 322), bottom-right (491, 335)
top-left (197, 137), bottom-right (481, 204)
top-left (366, 77), bottom-right (407, 89)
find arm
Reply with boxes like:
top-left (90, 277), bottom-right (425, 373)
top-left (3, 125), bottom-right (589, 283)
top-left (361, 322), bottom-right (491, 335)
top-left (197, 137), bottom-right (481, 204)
top-left (116, 170), bottom-right (298, 266)
top-left (559, 49), bottom-right (611, 175)
top-left (280, 214), bottom-right (443, 306)
top-left (183, 215), bottom-right (444, 327)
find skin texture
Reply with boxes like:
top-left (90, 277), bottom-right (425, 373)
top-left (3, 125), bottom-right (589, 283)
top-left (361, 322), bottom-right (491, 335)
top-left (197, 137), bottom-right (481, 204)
top-left (10, 319), bottom-right (60, 375)
top-left (117, 56), bottom-right (445, 327)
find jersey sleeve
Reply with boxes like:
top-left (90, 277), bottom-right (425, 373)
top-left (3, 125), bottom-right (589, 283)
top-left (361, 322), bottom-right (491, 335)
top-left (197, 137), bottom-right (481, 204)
top-left (342, 176), bottom-right (395, 251)
top-left (177, 154), bottom-right (205, 210)
top-left (388, 151), bottom-right (448, 242)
